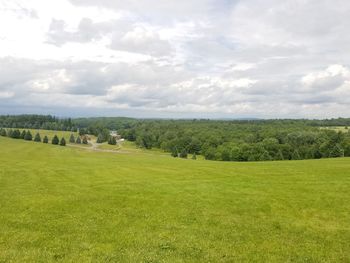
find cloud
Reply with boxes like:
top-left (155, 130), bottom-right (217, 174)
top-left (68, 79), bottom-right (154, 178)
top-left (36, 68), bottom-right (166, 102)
top-left (1, 0), bottom-right (350, 118)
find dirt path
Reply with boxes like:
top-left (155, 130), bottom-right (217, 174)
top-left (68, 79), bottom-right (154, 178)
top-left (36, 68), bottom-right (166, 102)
top-left (67, 142), bottom-right (131, 154)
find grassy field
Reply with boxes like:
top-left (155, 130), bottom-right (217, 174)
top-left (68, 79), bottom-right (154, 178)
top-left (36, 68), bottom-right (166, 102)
top-left (320, 126), bottom-right (349, 133)
top-left (0, 136), bottom-right (350, 262)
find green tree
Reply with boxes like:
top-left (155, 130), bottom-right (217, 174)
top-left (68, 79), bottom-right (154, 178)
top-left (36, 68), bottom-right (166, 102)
top-left (329, 144), bottom-right (344, 158)
top-left (204, 147), bottom-right (216, 160)
top-left (171, 147), bottom-right (178, 157)
top-left (0, 128), bottom-right (6, 136)
top-left (192, 153), bottom-right (197, 160)
top-left (43, 135), bottom-right (49, 143)
top-left (34, 133), bottom-right (41, 142)
top-left (96, 133), bottom-right (104, 143)
top-left (82, 136), bottom-right (88, 144)
top-left (20, 130), bottom-right (26, 139)
top-left (179, 149), bottom-right (188, 159)
top-left (275, 150), bottom-right (284, 160)
top-left (76, 136), bottom-right (82, 144)
top-left (24, 130), bottom-right (32, 141)
top-left (291, 149), bottom-right (301, 160)
top-left (108, 136), bottom-right (117, 145)
top-left (12, 129), bottom-right (21, 139)
top-left (52, 135), bottom-right (59, 145)
top-left (220, 148), bottom-right (231, 161)
top-left (259, 151), bottom-right (272, 161)
top-left (69, 134), bottom-right (75, 143)
top-left (60, 137), bottom-right (66, 146)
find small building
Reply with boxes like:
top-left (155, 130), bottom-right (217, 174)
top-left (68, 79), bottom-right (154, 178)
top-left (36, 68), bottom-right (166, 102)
top-left (110, 130), bottom-right (121, 140)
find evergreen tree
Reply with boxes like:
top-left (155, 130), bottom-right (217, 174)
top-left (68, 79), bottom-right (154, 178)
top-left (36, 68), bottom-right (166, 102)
top-left (69, 134), bottom-right (75, 143)
top-left (52, 135), bottom-right (59, 145)
top-left (96, 133), bottom-right (104, 143)
top-left (20, 130), bottom-right (26, 139)
top-left (60, 137), bottom-right (66, 146)
top-left (82, 136), bottom-right (88, 144)
top-left (43, 135), bottom-right (49, 143)
top-left (108, 136), bottom-right (117, 145)
top-left (7, 129), bottom-right (13, 138)
top-left (12, 129), bottom-right (21, 139)
top-left (34, 133), bottom-right (41, 142)
top-left (179, 149), bottom-right (188, 159)
top-left (24, 130), bottom-right (32, 141)
top-left (76, 136), bottom-right (82, 144)
top-left (192, 153), bottom-right (197, 160)
top-left (0, 128), bottom-right (6, 136)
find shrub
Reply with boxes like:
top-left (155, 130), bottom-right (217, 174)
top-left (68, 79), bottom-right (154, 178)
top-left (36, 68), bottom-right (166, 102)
top-left (69, 134), bottom-right (75, 143)
top-left (171, 147), bottom-right (178, 157)
top-left (76, 136), bottom-right (81, 144)
top-left (179, 149), bottom-right (188, 159)
top-left (52, 135), bottom-right (59, 145)
top-left (60, 137), bottom-right (66, 146)
top-left (96, 133), bottom-right (104, 143)
top-left (24, 130), bottom-right (32, 141)
top-left (108, 136), bottom-right (117, 145)
top-left (20, 130), bottom-right (26, 139)
top-left (12, 129), bottom-right (21, 139)
top-left (43, 136), bottom-right (49, 143)
top-left (34, 133), bottom-right (41, 142)
top-left (0, 128), bottom-right (6, 136)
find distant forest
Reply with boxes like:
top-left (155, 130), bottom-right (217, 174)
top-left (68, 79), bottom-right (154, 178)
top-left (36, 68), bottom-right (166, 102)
top-left (1, 114), bottom-right (350, 162)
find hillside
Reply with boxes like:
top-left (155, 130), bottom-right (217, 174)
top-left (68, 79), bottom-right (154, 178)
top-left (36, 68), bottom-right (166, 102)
top-left (0, 137), bottom-right (350, 262)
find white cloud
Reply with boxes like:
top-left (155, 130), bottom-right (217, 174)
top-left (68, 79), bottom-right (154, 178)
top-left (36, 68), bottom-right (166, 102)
top-left (1, 0), bottom-right (350, 118)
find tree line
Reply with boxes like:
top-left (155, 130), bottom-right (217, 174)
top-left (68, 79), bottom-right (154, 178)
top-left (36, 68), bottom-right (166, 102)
top-left (117, 119), bottom-right (350, 161)
top-left (0, 128), bottom-right (90, 146)
top-left (2, 115), bottom-right (350, 162)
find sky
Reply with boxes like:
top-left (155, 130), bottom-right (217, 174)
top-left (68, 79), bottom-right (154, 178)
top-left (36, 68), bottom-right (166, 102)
top-left (0, 0), bottom-right (350, 119)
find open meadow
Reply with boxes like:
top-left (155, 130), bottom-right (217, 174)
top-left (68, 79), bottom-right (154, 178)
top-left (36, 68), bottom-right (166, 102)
top-left (0, 136), bottom-right (350, 262)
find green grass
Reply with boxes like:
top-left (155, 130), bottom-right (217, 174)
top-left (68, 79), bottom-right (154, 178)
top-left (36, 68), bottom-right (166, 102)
top-left (320, 126), bottom-right (350, 133)
top-left (1, 136), bottom-right (350, 262)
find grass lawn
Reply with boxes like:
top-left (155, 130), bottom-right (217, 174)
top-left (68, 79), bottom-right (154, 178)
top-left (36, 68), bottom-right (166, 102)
top-left (0, 136), bottom-right (350, 262)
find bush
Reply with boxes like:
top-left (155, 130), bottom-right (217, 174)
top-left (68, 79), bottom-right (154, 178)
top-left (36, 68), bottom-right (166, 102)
top-left (20, 130), bottom-right (26, 139)
top-left (43, 136), bottom-right (49, 143)
top-left (69, 134), bottom-right (75, 143)
top-left (24, 130), bottom-right (32, 141)
top-left (179, 149), bottom-right (188, 159)
top-left (34, 133), bottom-right (41, 142)
top-left (96, 133), bottom-right (104, 143)
top-left (12, 129), bottom-right (21, 139)
top-left (76, 136), bottom-right (81, 144)
top-left (171, 147), bottom-right (178, 157)
top-left (329, 144), bottom-right (344, 158)
top-left (52, 135), bottom-right (59, 145)
top-left (60, 137), bottom-right (66, 146)
top-left (108, 136), bottom-right (117, 145)
top-left (0, 128), bottom-right (6, 136)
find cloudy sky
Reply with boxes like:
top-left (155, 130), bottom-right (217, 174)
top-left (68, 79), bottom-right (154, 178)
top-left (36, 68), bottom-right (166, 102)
top-left (0, 0), bottom-right (350, 118)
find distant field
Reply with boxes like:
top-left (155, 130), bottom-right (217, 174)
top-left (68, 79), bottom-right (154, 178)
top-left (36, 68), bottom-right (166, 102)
top-left (0, 136), bottom-right (350, 262)
top-left (320, 126), bottom-right (349, 133)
